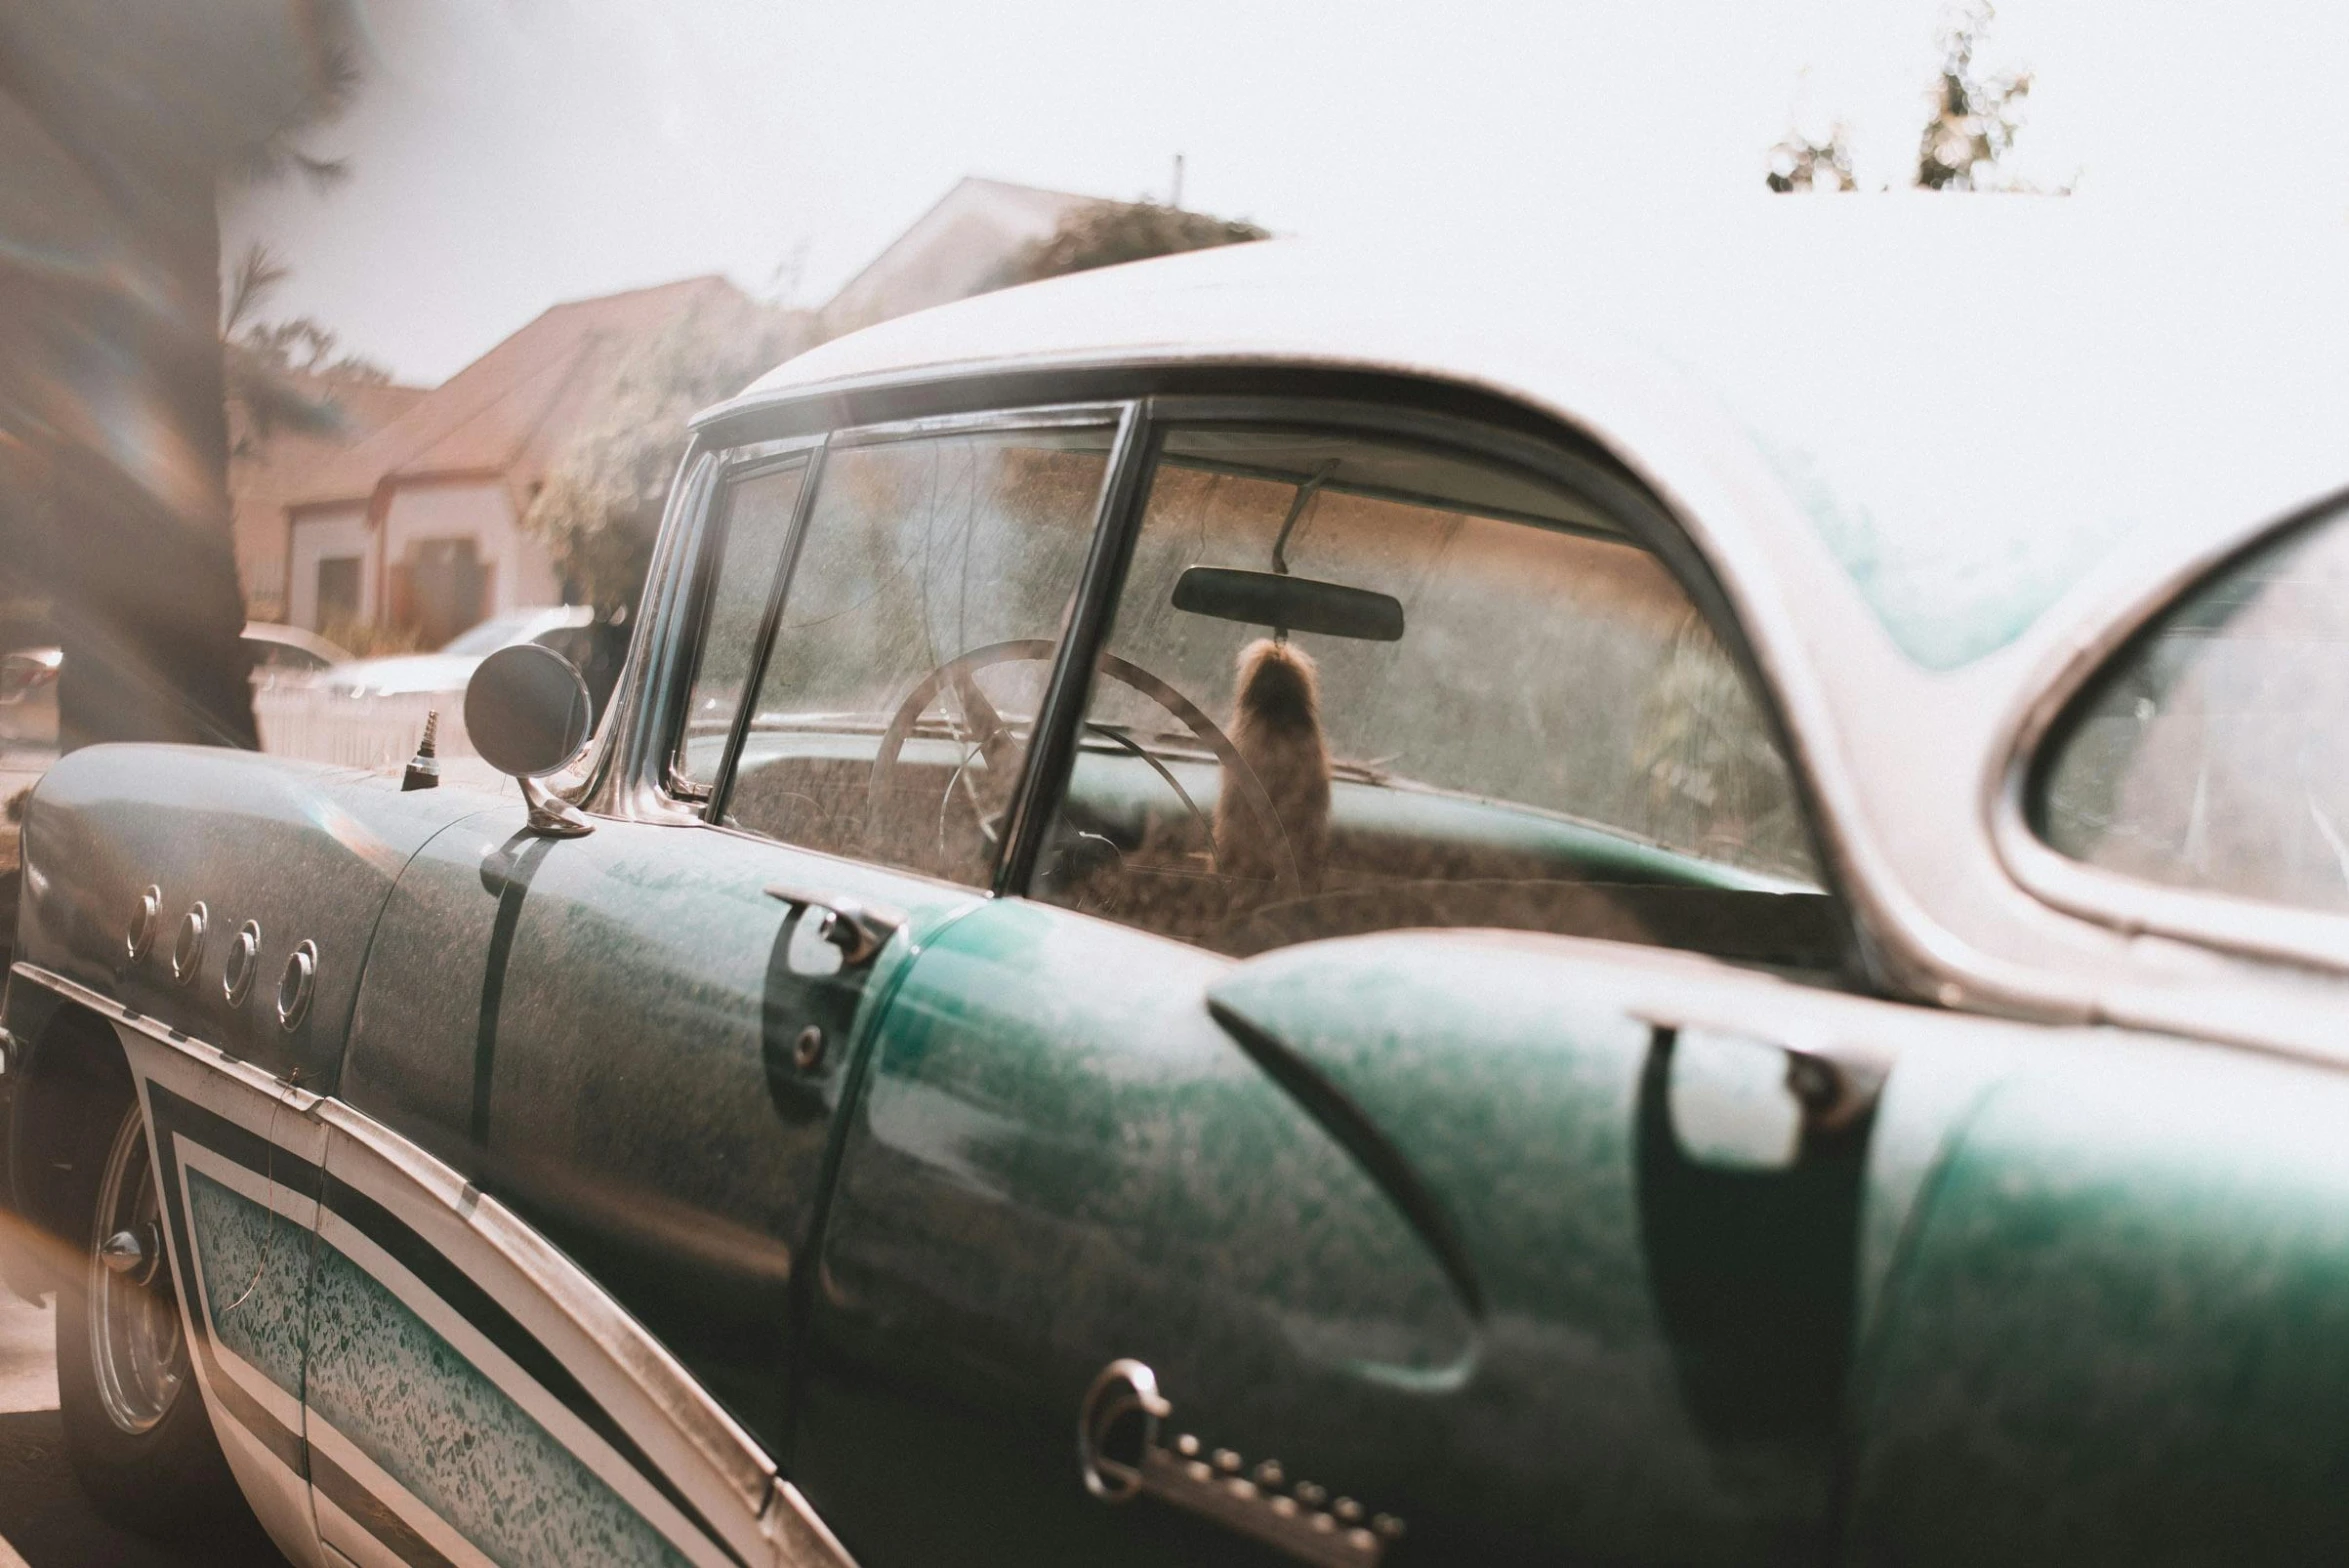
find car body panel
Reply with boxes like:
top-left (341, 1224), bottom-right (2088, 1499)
top-left (341, 798), bottom-right (981, 1459)
top-left (795, 897), bottom-right (1476, 1564)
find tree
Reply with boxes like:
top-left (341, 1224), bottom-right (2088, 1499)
top-left (1765, 124), bottom-right (1858, 193)
top-left (525, 294), bottom-right (809, 619)
top-left (1915, 3), bottom-right (2033, 192)
top-left (220, 243), bottom-right (391, 462)
top-left (0, 1), bottom-right (364, 751)
top-left (1764, 2), bottom-right (2045, 196)
top-left (990, 200), bottom-right (1268, 290)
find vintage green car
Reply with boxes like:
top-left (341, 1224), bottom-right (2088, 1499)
top-left (9, 211), bottom-right (2349, 1568)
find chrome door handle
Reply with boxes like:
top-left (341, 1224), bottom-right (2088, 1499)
top-left (763, 884), bottom-right (905, 967)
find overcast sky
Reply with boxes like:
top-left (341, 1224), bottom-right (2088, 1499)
top-left (219, 0), bottom-right (2349, 384)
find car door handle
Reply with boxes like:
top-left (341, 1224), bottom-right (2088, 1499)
top-left (763, 883), bottom-right (904, 967)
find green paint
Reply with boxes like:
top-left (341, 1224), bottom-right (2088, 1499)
top-left (306, 1233), bottom-right (692, 1568)
top-left (1750, 432), bottom-right (2130, 672)
top-left (186, 1171), bottom-right (310, 1400)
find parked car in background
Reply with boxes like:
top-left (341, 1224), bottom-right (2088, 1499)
top-left (12, 213), bottom-right (2349, 1567)
top-left (312, 604), bottom-right (596, 701)
top-left (0, 624), bottom-right (347, 752)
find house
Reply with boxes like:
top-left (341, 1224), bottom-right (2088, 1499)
top-left (276, 275), bottom-right (755, 644)
top-left (229, 374), bottom-right (426, 624)
top-left (818, 176), bottom-right (1107, 336)
top-left (261, 180), bottom-right (1145, 647)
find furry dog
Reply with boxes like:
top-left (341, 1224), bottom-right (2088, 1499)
top-left (1215, 638), bottom-right (1332, 894)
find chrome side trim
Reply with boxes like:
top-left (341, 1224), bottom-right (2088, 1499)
top-left (15, 963), bottom-right (325, 1112)
top-left (8, 962), bottom-right (861, 1566)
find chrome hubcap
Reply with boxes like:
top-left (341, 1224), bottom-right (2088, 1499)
top-left (89, 1109), bottom-right (185, 1435)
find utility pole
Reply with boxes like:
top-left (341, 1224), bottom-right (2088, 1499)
top-left (1170, 152), bottom-right (1185, 209)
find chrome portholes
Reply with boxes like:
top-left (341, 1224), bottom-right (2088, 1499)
top-left (169, 902), bottom-right (208, 984)
top-left (276, 940), bottom-right (317, 1031)
top-left (126, 886), bottom-right (161, 961)
top-left (222, 920), bottom-right (261, 1006)
top-left (89, 1104), bottom-right (186, 1435)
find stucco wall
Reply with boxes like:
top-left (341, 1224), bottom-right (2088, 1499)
top-left (287, 506), bottom-right (371, 632)
top-left (381, 481), bottom-right (559, 625)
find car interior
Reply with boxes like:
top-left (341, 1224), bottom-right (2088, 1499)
top-left (700, 423), bottom-right (1848, 974)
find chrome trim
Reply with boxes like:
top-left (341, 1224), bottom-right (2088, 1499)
top-left (6, 961), bottom-right (841, 1561)
top-left (809, 401), bottom-right (1125, 449)
top-left (762, 884), bottom-right (904, 968)
top-left (761, 1479), bottom-right (860, 1568)
top-left (275, 940), bottom-right (316, 1031)
top-left (577, 439), bottom-right (723, 825)
top-left (127, 885), bottom-right (160, 962)
top-left (169, 902), bottom-right (208, 985)
top-left (519, 775), bottom-right (596, 838)
top-left (12, 963), bottom-right (324, 1112)
top-left (223, 920), bottom-right (260, 1007)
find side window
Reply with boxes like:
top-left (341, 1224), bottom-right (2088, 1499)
top-left (719, 424), bottom-right (1112, 887)
top-left (1033, 426), bottom-right (1831, 964)
top-left (674, 459), bottom-right (808, 791)
top-left (2033, 509), bottom-right (2349, 913)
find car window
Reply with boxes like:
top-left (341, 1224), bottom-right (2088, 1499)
top-left (1032, 426), bottom-right (1832, 964)
top-left (2033, 508), bottom-right (2349, 914)
top-left (718, 424), bottom-right (1111, 888)
top-left (674, 460), bottom-right (808, 790)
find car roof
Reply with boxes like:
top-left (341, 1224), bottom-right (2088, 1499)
top-left (709, 202), bottom-right (2349, 1046)
top-left (241, 622), bottom-right (349, 664)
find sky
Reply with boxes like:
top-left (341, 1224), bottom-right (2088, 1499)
top-left (219, 0), bottom-right (2349, 385)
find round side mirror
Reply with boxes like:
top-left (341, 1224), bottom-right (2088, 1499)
top-left (465, 644), bottom-right (593, 779)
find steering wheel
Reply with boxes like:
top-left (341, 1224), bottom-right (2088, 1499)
top-left (868, 639), bottom-right (1302, 895)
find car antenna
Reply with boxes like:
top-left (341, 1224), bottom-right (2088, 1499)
top-left (403, 710), bottom-right (442, 791)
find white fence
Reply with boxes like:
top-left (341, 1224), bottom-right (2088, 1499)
top-left (253, 687), bottom-right (472, 772)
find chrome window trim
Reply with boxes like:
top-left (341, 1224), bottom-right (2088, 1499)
top-left (1989, 483), bottom-right (2349, 979)
top-left (577, 438), bottom-right (725, 823)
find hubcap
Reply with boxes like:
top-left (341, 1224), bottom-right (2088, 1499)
top-left (89, 1108), bottom-right (186, 1435)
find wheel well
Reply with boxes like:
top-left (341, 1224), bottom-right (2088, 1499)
top-left (11, 1004), bottom-right (132, 1249)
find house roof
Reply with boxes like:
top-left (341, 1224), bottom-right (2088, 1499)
top-left (284, 274), bottom-right (751, 512)
top-left (819, 176), bottom-right (1109, 335)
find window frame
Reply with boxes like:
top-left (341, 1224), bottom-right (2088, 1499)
top-left (588, 369), bottom-right (1853, 973)
top-left (664, 443), bottom-right (819, 803)
top-left (1995, 491), bottom-right (2349, 977)
top-left (693, 403), bottom-right (1138, 877)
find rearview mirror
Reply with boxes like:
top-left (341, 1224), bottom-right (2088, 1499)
top-left (465, 643), bottom-right (593, 779)
top-left (1171, 566), bottom-right (1404, 642)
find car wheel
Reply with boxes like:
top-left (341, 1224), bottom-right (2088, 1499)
top-left (54, 1082), bottom-right (252, 1536)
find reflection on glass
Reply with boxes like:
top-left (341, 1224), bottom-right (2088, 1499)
top-left (1035, 428), bottom-right (1828, 964)
top-left (2036, 510), bottom-right (2349, 914)
top-left (676, 461), bottom-right (807, 788)
top-left (722, 427), bottom-right (1111, 887)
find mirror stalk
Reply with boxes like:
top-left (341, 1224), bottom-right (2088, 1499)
top-left (520, 775), bottom-right (595, 838)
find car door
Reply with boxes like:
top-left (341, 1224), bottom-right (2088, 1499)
top-left (788, 408), bottom-right (1898, 1566)
top-left (317, 411), bottom-right (1121, 1566)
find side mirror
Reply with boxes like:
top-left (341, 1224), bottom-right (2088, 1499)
top-left (464, 644), bottom-right (595, 836)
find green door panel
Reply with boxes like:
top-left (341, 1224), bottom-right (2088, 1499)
top-left (343, 805), bottom-right (977, 1455)
top-left (1845, 1031), bottom-right (2349, 1564)
top-left (792, 898), bottom-right (1475, 1566)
